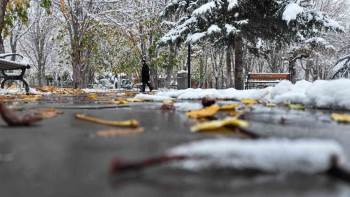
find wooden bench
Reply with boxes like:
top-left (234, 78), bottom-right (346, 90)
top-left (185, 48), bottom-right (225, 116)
top-left (245, 73), bottom-right (290, 89)
top-left (0, 53), bottom-right (31, 93)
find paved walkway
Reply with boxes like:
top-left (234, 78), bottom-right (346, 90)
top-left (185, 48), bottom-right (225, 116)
top-left (1, 102), bottom-right (350, 197)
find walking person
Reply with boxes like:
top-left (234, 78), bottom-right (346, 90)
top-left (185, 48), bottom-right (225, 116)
top-left (141, 58), bottom-right (153, 93)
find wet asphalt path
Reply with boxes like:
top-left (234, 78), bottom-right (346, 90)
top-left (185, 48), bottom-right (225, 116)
top-left (1, 103), bottom-right (350, 196)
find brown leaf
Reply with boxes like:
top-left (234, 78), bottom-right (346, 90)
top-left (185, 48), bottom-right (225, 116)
top-left (33, 108), bottom-right (63, 119)
top-left (201, 97), bottom-right (216, 107)
top-left (160, 100), bottom-right (175, 111)
top-left (18, 95), bottom-right (42, 102)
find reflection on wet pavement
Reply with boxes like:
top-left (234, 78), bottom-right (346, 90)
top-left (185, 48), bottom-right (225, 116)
top-left (1, 98), bottom-right (350, 196)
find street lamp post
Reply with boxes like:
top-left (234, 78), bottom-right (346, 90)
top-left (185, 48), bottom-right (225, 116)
top-left (186, 0), bottom-right (191, 88)
top-left (187, 43), bottom-right (191, 88)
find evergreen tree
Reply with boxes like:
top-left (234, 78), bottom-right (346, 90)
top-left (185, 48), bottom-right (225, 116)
top-left (160, 0), bottom-right (343, 89)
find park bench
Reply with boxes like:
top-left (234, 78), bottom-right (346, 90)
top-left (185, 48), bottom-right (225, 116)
top-left (0, 53), bottom-right (31, 93)
top-left (245, 73), bottom-right (290, 89)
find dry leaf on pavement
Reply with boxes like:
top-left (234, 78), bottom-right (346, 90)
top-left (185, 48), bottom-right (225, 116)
top-left (241, 98), bottom-right (258, 105)
top-left (186, 105), bottom-right (220, 119)
top-left (113, 98), bottom-right (129, 105)
top-left (33, 108), bottom-right (63, 119)
top-left (220, 103), bottom-right (240, 111)
top-left (191, 117), bottom-right (249, 132)
top-left (288, 103), bottom-right (305, 110)
top-left (18, 95), bottom-right (42, 102)
top-left (126, 98), bottom-right (144, 102)
top-left (96, 127), bottom-right (144, 137)
top-left (87, 93), bottom-right (98, 100)
top-left (331, 113), bottom-right (350, 123)
top-left (75, 113), bottom-right (140, 128)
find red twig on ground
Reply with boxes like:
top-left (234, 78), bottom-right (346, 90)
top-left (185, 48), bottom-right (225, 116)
top-left (110, 155), bottom-right (188, 175)
top-left (0, 103), bottom-right (43, 126)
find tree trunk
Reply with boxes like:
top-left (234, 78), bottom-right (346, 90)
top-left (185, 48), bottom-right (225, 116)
top-left (0, 35), bottom-right (4, 53)
top-left (166, 44), bottom-right (175, 86)
top-left (226, 45), bottom-right (233, 88)
top-left (199, 56), bottom-right (204, 88)
top-left (289, 59), bottom-right (297, 83)
top-left (72, 46), bottom-right (84, 88)
top-left (305, 59), bottom-right (313, 81)
top-left (234, 36), bottom-right (244, 90)
top-left (38, 63), bottom-right (42, 86)
top-left (0, 0), bottom-right (9, 53)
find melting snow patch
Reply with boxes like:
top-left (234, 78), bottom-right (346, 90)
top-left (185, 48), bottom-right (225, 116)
top-left (134, 94), bottom-right (172, 102)
top-left (168, 138), bottom-right (345, 174)
top-left (271, 79), bottom-right (350, 110)
top-left (175, 102), bottom-right (203, 112)
top-left (141, 79), bottom-right (350, 109)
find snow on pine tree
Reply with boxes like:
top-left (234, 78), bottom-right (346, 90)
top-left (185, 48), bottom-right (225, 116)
top-left (160, 0), bottom-right (343, 89)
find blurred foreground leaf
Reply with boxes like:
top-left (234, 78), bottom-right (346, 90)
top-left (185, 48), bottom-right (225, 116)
top-left (220, 103), bottom-right (240, 111)
top-left (241, 98), bottom-right (257, 105)
top-left (288, 104), bottom-right (305, 110)
top-left (331, 113), bottom-right (350, 123)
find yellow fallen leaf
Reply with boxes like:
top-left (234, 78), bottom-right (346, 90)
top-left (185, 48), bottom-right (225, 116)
top-left (18, 95), bottom-right (42, 102)
top-left (114, 100), bottom-right (129, 105)
top-left (241, 98), bottom-right (257, 105)
top-left (228, 111), bottom-right (244, 118)
top-left (31, 108), bottom-right (63, 119)
top-left (96, 127), bottom-right (144, 137)
top-left (113, 98), bottom-right (129, 105)
top-left (87, 93), bottom-right (98, 100)
top-left (191, 117), bottom-right (249, 132)
top-left (288, 104), bottom-right (305, 110)
top-left (37, 86), bottom-right (55, 92)
top-left (125, 92), bottom-right (138, 97)
top-left (75, 113), bottom-right (140, 128)
top-left (331, 113), bottom-right (350, 123)
top-left (220, 103), bottom-right (240, 111)
top-left (126, 98), bottom-right (144, 102)
top-left (186, 105), bottom-right (220, 119)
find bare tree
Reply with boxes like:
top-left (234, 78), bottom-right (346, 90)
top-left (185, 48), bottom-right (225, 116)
top-left (20, 3), bottom-right (56, 86)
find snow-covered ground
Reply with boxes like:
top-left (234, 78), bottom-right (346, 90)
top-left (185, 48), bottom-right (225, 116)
top-left (0, 87), bottom-right (44, 95)
top-left (0, 87), bottom-right (123, 95)
top-left (169, 138), bottom-right (345, 173)
top-left (2, 79), bottom-right (350, 110)
top-left (136, 79), bottom-right (350, 110)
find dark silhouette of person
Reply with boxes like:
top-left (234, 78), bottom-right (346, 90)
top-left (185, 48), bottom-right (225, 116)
top-left (141, 58), bottom-right (153, 93)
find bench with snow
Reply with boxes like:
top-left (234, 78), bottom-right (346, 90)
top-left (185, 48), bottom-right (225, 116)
top-left (0, 53), bottom-right (31, 93)
top-left (245, 73), bottom-right (290, 89)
